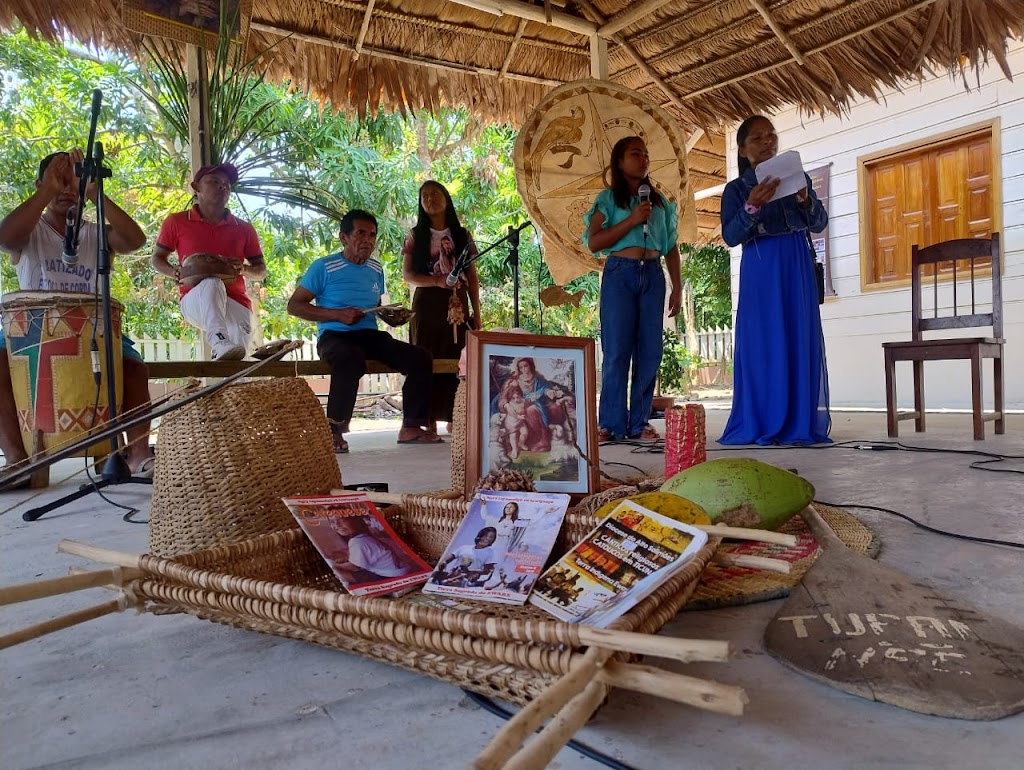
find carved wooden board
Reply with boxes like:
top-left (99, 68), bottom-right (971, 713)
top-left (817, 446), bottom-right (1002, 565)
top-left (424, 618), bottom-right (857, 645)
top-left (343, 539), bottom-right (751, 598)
top-left (764, 507), bottom-right (1024, 720)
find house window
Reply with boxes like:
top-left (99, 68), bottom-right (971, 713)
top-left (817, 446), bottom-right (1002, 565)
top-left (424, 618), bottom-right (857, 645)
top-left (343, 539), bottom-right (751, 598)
top-left (859, 123), bottom-right (997, 289)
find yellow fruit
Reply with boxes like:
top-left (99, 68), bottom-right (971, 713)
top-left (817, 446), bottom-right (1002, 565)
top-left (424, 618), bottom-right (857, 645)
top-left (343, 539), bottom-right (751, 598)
top-left (594, 491), bottom-right (712, 526)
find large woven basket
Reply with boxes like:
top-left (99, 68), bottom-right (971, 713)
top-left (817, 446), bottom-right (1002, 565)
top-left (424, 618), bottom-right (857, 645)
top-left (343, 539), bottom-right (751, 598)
top-left (149, 378), bottom-right (343, 556)
top-left (126, 493), bottom-right (718, 706)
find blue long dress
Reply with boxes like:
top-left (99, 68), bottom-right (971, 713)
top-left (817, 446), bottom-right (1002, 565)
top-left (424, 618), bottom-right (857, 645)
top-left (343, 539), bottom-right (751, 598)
top-left (719, 170), bottom-right (831, 445)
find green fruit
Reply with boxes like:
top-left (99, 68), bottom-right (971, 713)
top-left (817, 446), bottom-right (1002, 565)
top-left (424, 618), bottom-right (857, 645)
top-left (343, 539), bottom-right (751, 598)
top-left (660, 458), bottom-right (814, 530)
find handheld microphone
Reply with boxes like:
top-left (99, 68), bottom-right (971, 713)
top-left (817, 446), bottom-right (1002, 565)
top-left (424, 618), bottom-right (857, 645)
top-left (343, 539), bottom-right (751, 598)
top-left (62, 206), bottom-right (78, 267)
top-left (638, 183), bottom-right (651, 237)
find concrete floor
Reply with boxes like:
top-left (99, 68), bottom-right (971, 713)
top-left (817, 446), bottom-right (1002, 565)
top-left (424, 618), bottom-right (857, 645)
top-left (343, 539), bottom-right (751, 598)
top-left (2, 403), bottom-right (1022, 770)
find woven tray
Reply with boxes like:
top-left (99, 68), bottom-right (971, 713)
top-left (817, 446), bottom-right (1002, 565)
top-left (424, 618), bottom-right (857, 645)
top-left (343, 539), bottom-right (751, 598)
top-left (125, 494), bottom-right (718, 706)
top-left (685, 504), bottom-right (880, 610)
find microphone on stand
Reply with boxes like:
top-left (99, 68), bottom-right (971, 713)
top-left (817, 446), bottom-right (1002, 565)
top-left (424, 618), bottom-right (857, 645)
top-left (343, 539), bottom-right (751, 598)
top-left (445, 245), bottom-right (471, 287)
top-left (62, 206), bottom-right (78, 267)
top-left (638, 183), bottom-right (651, 237)
top-left (91, 89), bottom-right (103, 118)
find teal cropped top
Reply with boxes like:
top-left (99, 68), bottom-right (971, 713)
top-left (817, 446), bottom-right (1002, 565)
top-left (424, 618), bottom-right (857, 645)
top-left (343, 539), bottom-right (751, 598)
top-left (582, 187), bottom-right (679, 256)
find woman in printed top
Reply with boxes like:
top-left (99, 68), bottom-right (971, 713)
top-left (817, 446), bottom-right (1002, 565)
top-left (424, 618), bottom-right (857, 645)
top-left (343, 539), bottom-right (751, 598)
top-left (719, 115), bottom-right (831, 446)
top-left (584, 136), bottom-right (682, 444)
top-left (401, 181), bottom-right (481, 434)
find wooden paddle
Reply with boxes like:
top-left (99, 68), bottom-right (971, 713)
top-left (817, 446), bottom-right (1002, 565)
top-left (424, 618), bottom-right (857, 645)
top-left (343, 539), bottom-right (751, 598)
top-left (764, 505), bottom-right (1024, 720)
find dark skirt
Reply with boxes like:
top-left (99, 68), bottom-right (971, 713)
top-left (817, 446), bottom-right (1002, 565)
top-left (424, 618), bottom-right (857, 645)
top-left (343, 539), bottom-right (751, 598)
top-left (410, 285), bottom-right (469, 423)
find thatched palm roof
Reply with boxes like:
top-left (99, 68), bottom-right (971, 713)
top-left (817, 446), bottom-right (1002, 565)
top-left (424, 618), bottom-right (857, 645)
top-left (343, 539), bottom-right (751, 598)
top-left (4, 0), bottom-right (1021, 242)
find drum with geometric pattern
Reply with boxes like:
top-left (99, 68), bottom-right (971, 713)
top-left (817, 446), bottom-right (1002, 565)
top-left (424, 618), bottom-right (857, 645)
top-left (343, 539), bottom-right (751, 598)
top-left (1, 290), bottom-right (123, 457)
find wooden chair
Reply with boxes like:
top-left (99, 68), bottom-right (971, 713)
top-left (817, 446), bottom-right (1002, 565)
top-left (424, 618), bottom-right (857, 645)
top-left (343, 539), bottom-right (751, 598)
top-left (882, 233), bottom-right (1004, 440)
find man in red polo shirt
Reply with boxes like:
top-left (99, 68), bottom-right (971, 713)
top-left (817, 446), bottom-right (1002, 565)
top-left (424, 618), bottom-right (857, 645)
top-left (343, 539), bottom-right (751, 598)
top-left (151, 163), bottom-right (267, 360)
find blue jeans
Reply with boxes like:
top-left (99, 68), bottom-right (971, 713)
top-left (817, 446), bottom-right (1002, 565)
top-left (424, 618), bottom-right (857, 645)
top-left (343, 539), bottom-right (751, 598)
top-left (599, 257), bottom-right (666, 438)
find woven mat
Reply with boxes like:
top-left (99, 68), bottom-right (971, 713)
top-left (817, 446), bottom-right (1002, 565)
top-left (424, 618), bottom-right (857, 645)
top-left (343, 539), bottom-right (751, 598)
top-left (684, 504), bottom-right (881, 611)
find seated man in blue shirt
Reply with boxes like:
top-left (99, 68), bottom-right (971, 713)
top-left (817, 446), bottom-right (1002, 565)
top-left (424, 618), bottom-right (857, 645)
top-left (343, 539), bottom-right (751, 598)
top-left (287, 209), bottom-right (440, 454)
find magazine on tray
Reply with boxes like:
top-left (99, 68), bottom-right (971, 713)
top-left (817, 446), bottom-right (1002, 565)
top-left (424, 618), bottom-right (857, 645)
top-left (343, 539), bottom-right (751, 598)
top-left (423, 490), bottom-right (571, 605)
top-left (528, 499), bottom-right (708, 628)
top-left (282, 493), bottom-right (432, 597)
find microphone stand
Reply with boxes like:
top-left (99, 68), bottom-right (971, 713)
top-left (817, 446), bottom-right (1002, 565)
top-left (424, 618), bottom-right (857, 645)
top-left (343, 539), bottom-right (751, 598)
top-left (456, 221), bottom-right (532, 328)
top-left (23, 95), bottom-right (152, 522)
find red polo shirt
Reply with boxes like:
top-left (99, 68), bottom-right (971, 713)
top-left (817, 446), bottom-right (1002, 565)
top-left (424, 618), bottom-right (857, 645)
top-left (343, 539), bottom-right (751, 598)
top-left (156, 205), bottom-right (263, 310)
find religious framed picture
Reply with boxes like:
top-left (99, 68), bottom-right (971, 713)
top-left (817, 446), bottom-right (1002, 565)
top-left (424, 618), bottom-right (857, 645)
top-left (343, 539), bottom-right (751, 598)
top-left (122, 0), bottom-right (252, 48)
top-left (464, 331), bottom-right (599, 499)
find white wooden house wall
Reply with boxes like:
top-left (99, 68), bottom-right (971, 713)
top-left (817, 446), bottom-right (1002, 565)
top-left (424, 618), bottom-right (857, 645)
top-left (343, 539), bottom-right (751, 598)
top-left (726, 41), bottom-right (1023, 409)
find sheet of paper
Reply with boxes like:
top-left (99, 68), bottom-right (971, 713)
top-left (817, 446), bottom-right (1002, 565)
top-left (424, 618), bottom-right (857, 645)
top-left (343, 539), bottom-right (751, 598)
top-left (755, 150), bottom-right (806, 202)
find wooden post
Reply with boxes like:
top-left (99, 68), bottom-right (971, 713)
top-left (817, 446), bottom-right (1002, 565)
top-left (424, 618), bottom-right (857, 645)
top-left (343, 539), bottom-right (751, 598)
top-left (589, 34), bottom-right (608, 80)
top-left (186, 44), bottom-right (210, 172)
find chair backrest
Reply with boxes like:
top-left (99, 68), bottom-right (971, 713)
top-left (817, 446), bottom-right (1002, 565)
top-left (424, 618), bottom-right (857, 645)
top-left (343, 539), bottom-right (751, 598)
top-left (910, 233), bottom-right (1002, 341)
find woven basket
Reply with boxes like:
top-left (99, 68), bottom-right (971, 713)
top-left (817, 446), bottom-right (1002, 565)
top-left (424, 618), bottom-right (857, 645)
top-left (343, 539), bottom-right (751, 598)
top-left (127, 493), bottom-right (717, 706)
top-left (450, 378), bottom-right (467, 492)
top-left (149, 378), bottom-right (343, 557)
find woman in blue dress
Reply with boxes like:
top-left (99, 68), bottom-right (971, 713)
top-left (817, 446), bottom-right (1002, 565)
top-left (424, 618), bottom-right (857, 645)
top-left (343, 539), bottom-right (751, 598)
top-left (584, 136), bottom-right (682, 443)
top-left (720, 116), bottom-right (831, 445)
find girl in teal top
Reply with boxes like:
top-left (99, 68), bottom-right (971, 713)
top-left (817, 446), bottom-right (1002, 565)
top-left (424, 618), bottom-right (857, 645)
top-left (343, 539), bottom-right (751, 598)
top-left (584, 136), bottom-right (683, 443)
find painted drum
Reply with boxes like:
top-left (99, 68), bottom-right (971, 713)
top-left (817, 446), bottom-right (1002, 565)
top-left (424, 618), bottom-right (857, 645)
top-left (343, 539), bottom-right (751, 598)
top-left (1, 290), bottom-right (124, 458)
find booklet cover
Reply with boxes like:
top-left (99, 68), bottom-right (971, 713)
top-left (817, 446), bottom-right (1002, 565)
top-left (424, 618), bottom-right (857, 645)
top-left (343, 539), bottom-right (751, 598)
top-left (423, 490), bottom-right (571, 605)
top-left (528, 499), bottom-right (708, 628)
top-left (282, 493), bottom-right (432, 597)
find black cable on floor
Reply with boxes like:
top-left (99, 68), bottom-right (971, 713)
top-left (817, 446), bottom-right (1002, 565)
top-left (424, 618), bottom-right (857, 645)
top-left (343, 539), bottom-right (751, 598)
top-left (815, 500), bottom-right (1024, 550)
top-left (462, 690), bottom-right (639, 770)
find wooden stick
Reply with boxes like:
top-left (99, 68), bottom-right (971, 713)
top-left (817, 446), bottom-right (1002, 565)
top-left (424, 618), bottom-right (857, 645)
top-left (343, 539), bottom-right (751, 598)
top-left (712, 552), bottom-right (792, 574)
top-left (598, 660), bottom-right (748, 716)
top-left (58, 539), bottom-right (143, 568)
top-left (502, 679), bottom-right (609, 770)
top-left (474, 647), bottom-right (612, 770)
top-left (0, 597), bottom-right (127, 650)
top-left (576, 628), bottom-right (729, 663)
top-left (0, 567), bottom-right (142, 606)
top-left (702, 525), bottom-right (797, 546)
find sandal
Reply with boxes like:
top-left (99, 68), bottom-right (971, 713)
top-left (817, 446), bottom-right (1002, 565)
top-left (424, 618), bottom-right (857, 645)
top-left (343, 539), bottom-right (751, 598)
top-left (397, 428), bottom-right (444, 445)
top-left (597, 428), bottom-right (617, 443)
top-left (629, 424), bottom-right (661, 442)
top-left (332, 433), bottom-right (349, 454)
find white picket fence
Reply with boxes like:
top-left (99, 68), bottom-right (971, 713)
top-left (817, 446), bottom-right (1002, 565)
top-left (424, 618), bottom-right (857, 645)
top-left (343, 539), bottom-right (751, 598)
top-left (695, 326), bottom-right (734, 363)
top-left (135, 336), bottom-right (401, 394)
top-left (136, 326), bottom-right (731, 391)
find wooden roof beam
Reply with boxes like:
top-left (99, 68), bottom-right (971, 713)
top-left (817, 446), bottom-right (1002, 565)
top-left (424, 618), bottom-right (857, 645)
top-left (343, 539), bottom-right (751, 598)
top-left (748, 0), bottom-right (805, 65)
top-left (447, 0), bottom-right (597, 36)
top-left (574, 0), bottom-right (687, 113)
top-left (250, 21), bottom-right (562, 87)
top-left (500, 18), bottom-right (529, 79)
top-left (680, 0), bottom-right (941, 101)
top-left (353, 0), bottom-right (376, 60)
top-left (600, 0), bottom-right (678, 38)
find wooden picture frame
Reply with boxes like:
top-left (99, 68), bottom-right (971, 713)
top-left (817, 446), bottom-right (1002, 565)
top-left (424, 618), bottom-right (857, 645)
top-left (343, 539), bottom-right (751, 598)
top-left (465, 331), bottom-right (599, 499)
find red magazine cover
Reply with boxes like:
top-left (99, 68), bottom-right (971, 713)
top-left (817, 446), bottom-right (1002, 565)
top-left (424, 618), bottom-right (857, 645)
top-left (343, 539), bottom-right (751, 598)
top-left (282, 492), bottom-right (432, 597)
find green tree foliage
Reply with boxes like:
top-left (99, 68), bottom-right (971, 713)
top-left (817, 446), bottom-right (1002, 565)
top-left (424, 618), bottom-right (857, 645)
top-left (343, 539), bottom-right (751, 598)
top-left (1, 29), bottom-right (728, 348)
top-left (680, 242), bottom-right (732, 330)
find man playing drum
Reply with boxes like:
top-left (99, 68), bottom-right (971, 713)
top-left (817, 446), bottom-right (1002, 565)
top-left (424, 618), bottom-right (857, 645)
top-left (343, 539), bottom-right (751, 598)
top-left (151, 163), bottom-right (267, 361)
top-left (0, 149), bottom-right (156, 481)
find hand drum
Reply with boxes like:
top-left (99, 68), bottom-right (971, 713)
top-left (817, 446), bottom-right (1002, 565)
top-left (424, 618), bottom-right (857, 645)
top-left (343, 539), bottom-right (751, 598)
top-left (179, 253), bottom-right (237, 288)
